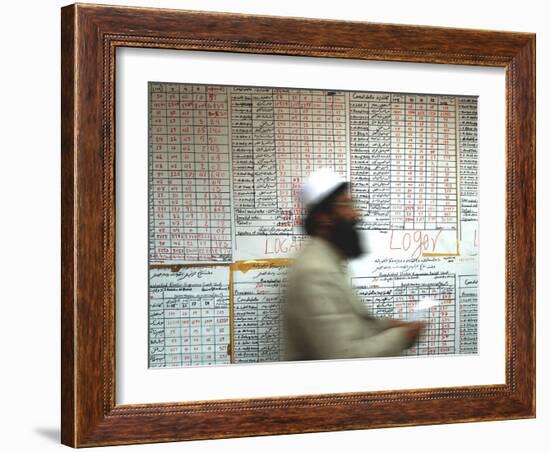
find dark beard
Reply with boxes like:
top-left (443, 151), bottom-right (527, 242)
top-left (328, 218), bottom-right (364, 259)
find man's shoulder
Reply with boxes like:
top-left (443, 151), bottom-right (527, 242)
top-left (292, 237), bottom-right (342, 274)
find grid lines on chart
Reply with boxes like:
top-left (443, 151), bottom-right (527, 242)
top-left (149, 83), bottom-right (232, 264)
top-left (353, 274), bottom-right (457, 356)
top-left (350, 93), bottom-right (459, 231)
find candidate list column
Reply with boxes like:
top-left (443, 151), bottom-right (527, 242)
top-left (252, 88), bottom-right (278, 235)
top-left (350, 93), bottom-right (391, 230)
top-left (349, 94), bottom-right (369, 229)
top-left (231, 88), bottom-right (255, 235)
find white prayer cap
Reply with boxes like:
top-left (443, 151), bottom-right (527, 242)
top-left (300, 168), bottom-right (347, 212)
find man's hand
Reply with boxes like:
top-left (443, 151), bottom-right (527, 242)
top-left (402, 321), bottom-right (425, 345)
top-left (386, 319), bottom-right (425, 344)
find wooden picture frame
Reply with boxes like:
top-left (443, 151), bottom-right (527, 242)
top-left (61, 3), bottom-right (535, 447)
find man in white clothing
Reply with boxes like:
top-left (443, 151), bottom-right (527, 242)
top-left (283, 168), bottom-right (424, 361)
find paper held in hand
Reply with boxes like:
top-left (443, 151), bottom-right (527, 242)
top-left (408, 297), bottom-right (441, 321)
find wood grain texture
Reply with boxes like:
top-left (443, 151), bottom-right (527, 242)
top-left (61, 3), bottom-right (536, 447)
top-left (60, 5), bottom-right (76, 446)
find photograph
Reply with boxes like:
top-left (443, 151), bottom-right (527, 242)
top-left (147, 82), bottom-right (478, 368)
top-left (1, 1), bottom-right (545, 451)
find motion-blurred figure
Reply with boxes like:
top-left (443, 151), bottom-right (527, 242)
top-left (283, 168), bottom-right (424, 361)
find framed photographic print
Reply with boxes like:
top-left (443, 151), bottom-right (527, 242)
top-left (61, 3), bottom-right (535, 447)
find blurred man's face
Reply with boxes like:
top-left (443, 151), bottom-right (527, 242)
top-left (328, 191), bottom-right (364, 259)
